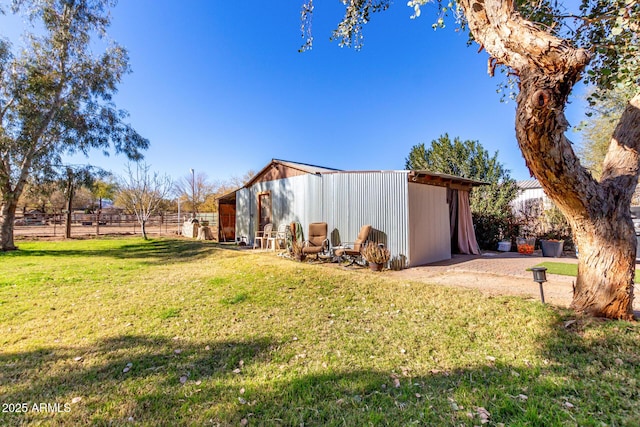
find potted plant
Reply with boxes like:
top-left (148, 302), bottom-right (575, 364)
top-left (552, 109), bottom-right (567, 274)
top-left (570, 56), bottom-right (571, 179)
top-left (516, 237), bottom-right (535, 255)
top-left (290, 240), bottom-right (306, 262)
top-left (540, 239), bottom-right (564, 257)
top-left (497, 240), bottom-right (512, 252)
top-left (362, 243), bottom-right (391, 271)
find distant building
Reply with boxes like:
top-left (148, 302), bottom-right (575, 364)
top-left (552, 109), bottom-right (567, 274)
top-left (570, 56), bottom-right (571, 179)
top-left (512, 179), bottom-right (553, 215)
top-left (513, 178), bottom-right (640, 212)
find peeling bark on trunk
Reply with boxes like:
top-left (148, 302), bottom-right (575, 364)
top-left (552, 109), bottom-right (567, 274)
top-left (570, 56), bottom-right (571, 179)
top-left (0, 200), bottom-right (18, 251)
top-left (572, 223), bottom-right (635, 319)
top-left (514, 70), bottom-right (638, 320)
top-left (459, 0), bottom-right (638, 319)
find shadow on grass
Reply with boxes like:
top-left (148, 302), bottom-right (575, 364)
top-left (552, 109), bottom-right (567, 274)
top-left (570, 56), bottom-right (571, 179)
top-left (1, 319), bottom-right (639, 426)
top-left (0, 238), bottom-right (229, 266)
top-left (0, 334), bottom-right (275, 425)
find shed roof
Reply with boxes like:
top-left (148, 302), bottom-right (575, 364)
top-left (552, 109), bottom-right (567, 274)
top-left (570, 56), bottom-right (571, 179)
top-left (517, 179), bottom-right (541, 189)
top-left (224, 159), bottom-right (487, 198)
top-left (408, 170), bottom-right (488, 188)
top-left (274, 159), bottom-right (341, 174)
top-left (243, 158), bottom-right (341, 188)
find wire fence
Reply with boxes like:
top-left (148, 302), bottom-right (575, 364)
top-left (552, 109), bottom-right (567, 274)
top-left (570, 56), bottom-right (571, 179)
top-left (12, 212), bottom-right (218, 239)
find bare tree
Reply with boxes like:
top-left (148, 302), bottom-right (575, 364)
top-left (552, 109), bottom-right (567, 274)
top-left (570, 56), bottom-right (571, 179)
top-left (117, 163), bottom-right (173, 240)
top-left (173, 171), bottom-right (214, 217)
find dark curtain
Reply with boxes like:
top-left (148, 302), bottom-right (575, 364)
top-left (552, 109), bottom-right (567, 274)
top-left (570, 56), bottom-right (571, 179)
top-left (457, 190), bottom-right (480, 255)
top-left (447, 188), bottom-right (459, 253)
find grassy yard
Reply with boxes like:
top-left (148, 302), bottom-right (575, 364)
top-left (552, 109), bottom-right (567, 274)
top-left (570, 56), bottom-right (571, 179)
top-left (1, 237), bottom-right (639, 426)
top-left (535, 261), bottom-right (640, 282)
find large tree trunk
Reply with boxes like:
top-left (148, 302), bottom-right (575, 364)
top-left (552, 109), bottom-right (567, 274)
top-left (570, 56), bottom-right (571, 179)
top-left (459, 0), bottom-right (638, 319)
top-left (514, 70), bottom-right (638, 320)
top-left (0, 199), bottom-right (18, 251)
top-left (514, 70), bottom-right (638, 319)
top-left (0, 174), bottom-right (28, 251)
top-left (572, 221), bottom-right (636, 318)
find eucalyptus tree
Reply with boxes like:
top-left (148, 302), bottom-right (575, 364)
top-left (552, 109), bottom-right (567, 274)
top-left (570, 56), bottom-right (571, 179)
top-left (301, 0), bottom-right (640, 319)
top-left (91, 178), bottom-right (117, 235)
top-left (0, 0), bottom-right (148, 250)
top-left (58, 164), bottom-right (105, 238)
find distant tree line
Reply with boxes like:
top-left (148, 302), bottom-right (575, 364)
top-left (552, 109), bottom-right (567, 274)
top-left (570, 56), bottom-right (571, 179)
top-left (18, 164), bottom-right (254, 216)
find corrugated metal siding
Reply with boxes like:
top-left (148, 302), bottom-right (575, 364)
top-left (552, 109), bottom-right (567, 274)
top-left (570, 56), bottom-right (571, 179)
top-left (322, 172), bottom-right (410, 269)
top-left (408, 183), bottom-right (451, 265)
top-left (511, 188), bottom-right (551, 212)
top-left (241, 174), bottom-right (324, 245)
top-left (239, 171), bottom-right (438, 268)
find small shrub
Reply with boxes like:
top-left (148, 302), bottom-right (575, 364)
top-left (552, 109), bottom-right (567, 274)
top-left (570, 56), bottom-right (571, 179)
top-left (362, 243), bottom-right (391, 264)
top-left (473, 212), bottom-right (519, 250)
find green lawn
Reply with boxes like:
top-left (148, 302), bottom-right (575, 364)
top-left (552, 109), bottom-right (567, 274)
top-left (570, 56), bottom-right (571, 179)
top-left (1, 237), bottom-right (639, 426)
top-left (535, 261), bottom-right (640, 282)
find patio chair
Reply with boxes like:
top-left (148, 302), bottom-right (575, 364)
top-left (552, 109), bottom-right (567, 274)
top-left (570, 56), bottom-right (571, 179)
top-left (301, 222), bottom-right (329, 259)
top-left (253, 223), bottom-right (273, 249)
top-left (334, 224), bottom-right (372, 266)
top-left (268, 223), bottom-right (288, 251)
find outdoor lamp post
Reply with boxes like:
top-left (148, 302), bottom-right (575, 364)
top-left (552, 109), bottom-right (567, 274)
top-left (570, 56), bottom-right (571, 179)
top-left (530, 267), bottom-right (548, 303)
top-left (190, 168), bottom-right (195, 219)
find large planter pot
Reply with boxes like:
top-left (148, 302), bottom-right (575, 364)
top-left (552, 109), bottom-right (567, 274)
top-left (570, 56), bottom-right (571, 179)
top-left (541, 239), bottom-right (564, 257)
top-left (497, 241), bottom-right (512, 252)
top-left (516, 237), bottom-right (535, 255)
top-left (368, 262), bottom-right (383, 271)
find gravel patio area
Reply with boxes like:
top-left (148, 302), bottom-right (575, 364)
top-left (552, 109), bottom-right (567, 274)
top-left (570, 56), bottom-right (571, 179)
top-left (389, 250), bottom-right (639, 314)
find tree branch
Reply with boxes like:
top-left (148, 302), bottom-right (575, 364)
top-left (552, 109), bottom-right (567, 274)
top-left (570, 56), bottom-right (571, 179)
top-left (457, 0), bottom-right (590, 75)
top-left (0, 96), bottom-right (16, 122)
top-left (600, 93), bottom-right (640, 201)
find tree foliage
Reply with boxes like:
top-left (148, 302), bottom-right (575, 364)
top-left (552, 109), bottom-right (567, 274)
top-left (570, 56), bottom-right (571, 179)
top-left (58, 164), bottom-right (106, 237)
top-left (578, 84), bottom-right (636, 179)
top-left (301, 1), bottom-right (639, 98)
top-left (406, 134), bottom-right (519, 249)
top-left (91, 178), bottom-right (118, 208)
top-left (0, 0), bottom-right (148, 250)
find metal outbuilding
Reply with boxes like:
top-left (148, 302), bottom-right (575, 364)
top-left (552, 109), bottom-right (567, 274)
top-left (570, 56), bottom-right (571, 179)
top-left (224, 159), bottom-right (485, 268)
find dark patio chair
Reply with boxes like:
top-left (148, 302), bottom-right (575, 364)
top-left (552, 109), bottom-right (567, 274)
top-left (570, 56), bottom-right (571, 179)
top-left (302, 222), bottom-right (329, 259)
top-left (334, 224), bottom-right (372, 266)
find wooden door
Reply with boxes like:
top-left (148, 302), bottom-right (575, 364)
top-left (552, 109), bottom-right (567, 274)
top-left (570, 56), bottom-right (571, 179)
top-left (258, 193), bottom-right (271, 231)
top-left (219, 203), bottom-right (236, 241)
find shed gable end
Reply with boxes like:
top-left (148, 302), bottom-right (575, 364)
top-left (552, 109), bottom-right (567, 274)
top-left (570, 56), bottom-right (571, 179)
top-left (253, 163), bottom-right (308, 185)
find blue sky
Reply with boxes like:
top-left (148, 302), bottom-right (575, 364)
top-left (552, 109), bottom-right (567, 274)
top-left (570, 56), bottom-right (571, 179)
top-left (5, 1), bottom-right (587, 183)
